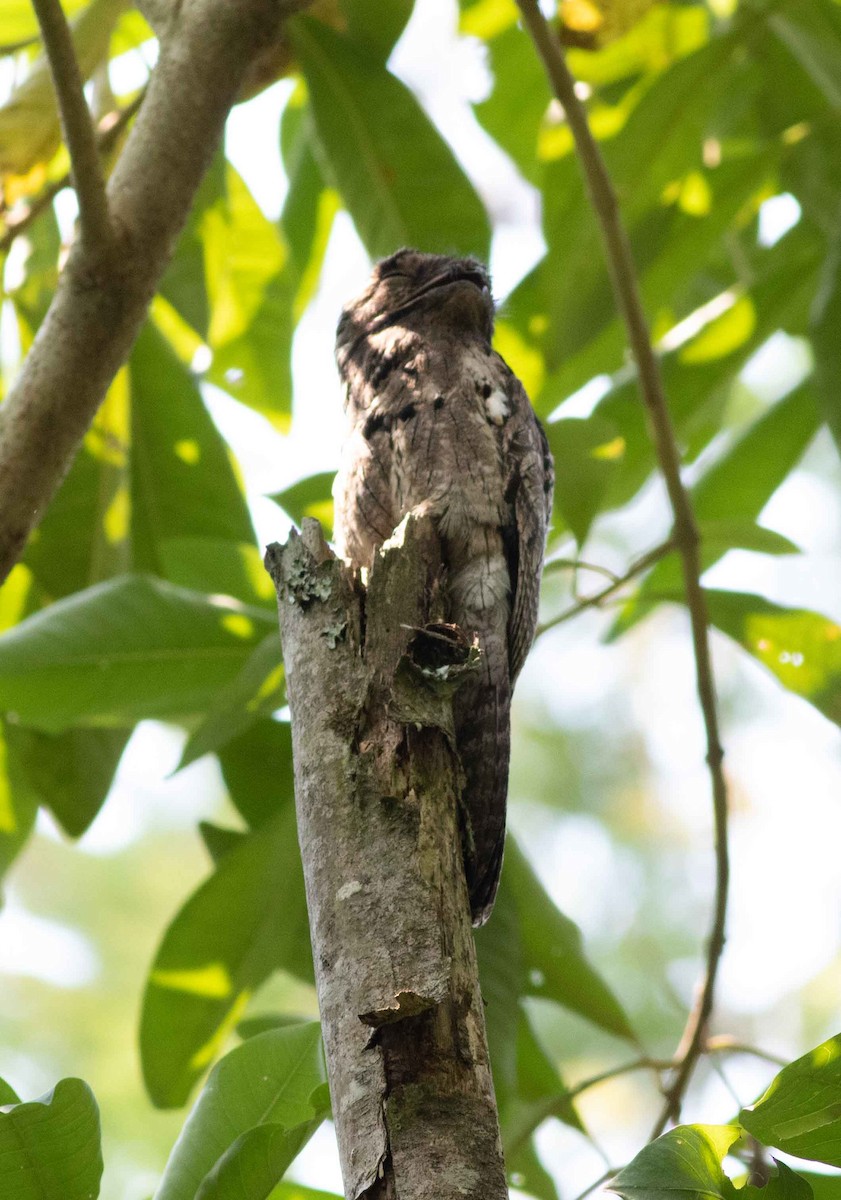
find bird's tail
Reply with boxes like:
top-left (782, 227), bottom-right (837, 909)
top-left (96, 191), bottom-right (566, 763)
top-left (452, 626), bottom-right (511, 926)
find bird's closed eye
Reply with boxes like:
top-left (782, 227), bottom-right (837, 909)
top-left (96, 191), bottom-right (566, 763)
top-left (378, 270), bottom-right (408, 281)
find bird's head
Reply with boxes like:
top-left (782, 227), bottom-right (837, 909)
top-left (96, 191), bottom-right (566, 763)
top-left (336, 249), bottom-right (495, 366)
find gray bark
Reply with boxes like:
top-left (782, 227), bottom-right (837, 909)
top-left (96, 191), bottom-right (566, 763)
top-left (0, 0), bottom-right (300, 584)
top-left (265, 515), bottom-right (508, 1200)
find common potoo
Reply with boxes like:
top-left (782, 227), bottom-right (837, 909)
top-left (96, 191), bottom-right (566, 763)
top-left (333, 249), bottom-right (553, 926)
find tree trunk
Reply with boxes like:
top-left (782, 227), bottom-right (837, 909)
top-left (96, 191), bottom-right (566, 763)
top-left (265, 515), bottom-right (508, 1200)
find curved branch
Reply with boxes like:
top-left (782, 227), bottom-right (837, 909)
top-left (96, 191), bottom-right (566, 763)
top-left (31, 0), bottom-right (113, 252)
top-left (0, 0), bottom-right (298, 585)
top-left (538, 539), bottom-right (675, 637)
top-left (515, 0), bottom-right (730, 1135)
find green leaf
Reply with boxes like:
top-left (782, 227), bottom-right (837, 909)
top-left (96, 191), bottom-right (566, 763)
top-left (155, 1023), bottom-right (327, 1200)
top-left (623, 588), bottom-right (841, 729)
top-left (740, 1033), bottom-right (841, 1167)
top-left (768, 0), bottom-right (841, 112)
top-left (507, 838), bottom-right (634, 1040)
top-left (791, 1173), bottom-right (841, 1199)
top-left (477, 837), bottom-right (634, 1042)
top-left (159, 154), bottom-right (226, 339)
top-left (0, 1077), bottom-right (20, 1104)
top-left (218, 719), bottom-right (294, 830)
top-left (0, 1078), bottom-right (103, 1200)
top-left (474, 23), bottom-right (551, 185)
top-left (0, 575), bottom-right (274, 733)
top-left (129, 322), bottom-right (256, 580)
top-left (0, 0), bottom-right (123, 177)
top-left (279, 91), bottom-right (338, 316)
top-left (267, 1186), bottom-right (341, 1200)
top-left (196, 1120), bottom-right (323, 1200)
top-left (269, 471), bottom-right (336, 536)
top-left (6, 724), bottom-right (131, 837)
top-left (24, 372), bottom-right (131, 599)
top-left (695, 520), bottom-right (801, 557)
top-left (811, 212), bottom-right (841, 455)
top-left (178, 635), bottom-right (284, 769)
top-left (507, 1136), bottom-right (560, 1200)
top-left (157, 539), bottom-right (277, 610)
top-left (743, 1162), bottom-right (815, 1200)
top-left (0, 723), bottom-right (38, 885)
top-left (198, 822), bottom-right (246, 865)
top-left (546, 416), bottom-right (625, 546)
top-left (705, 591), bottom-right (841, 729)
top-left (203, 166), bottom-right (296, 428)
top-left (339, 0), bottom-right (414, 59)
top-left (141, 809), bottom-right (311, 1108)
top-left (293, 16), bottom-right (491, 260)
top-left (609, 1124), bottom-right (741, 1200)
top-left (610, 383), bottom-right (819, 633)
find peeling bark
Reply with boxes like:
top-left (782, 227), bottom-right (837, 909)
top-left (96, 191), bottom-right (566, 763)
top-left (265, 515), bottom-right (508, 1200)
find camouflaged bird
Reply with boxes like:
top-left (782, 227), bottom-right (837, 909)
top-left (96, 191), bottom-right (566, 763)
top-left (333, 249), bottom-right (554, 925)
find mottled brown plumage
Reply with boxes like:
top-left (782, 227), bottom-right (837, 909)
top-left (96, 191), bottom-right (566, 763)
top-left (333, 249), bottom-right (553, 925)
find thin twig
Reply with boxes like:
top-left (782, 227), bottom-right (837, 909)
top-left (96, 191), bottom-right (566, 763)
top-left (516, 0), bottom-right (731, 1137)
top-left (506, 1056), bottom-right (677, 1161)
top-left (0, 90), bottom-right (146, 256)
top-left (705, 1037), bottom-right (788, 1069)
top-left (545, 557), bottom-right (622, 585)
top-left (573, 1166), bottom-right (618, 1200)
top-left (538, 539), bottom-right (675, 637)
top-left (31, 0), bottom-right (113, 252)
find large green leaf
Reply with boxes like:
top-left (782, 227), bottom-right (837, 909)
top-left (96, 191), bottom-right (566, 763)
top-left (767, 0), bottom-right (841, 112)
top-left (141, 809), bottom-right (311, 1108)
top-left (477, 837), bottom-right (634, 1042)
top-left (218, 719), bottom-right (294, 830)
top-left (740, 1034), bottom-right (841, 1167)
top-left (269, 471), bottom-right (336, 537)
top-left (546, 416), bottom-right (625, 547)
top-left (155, 1023), bottom-right (327, 1200)
top-left (6, 724), bottom-right (131, 837)
top-left (279, 90), bottom-right (338, 316)
top-left (339, 0), bottom-right (414, 60)
top-left (293, 16), bottom-right (491, 260)
top-left (474, 22), bottom-right (551, 185)
top-left (0, 1078), bottom-right (103, 1200)
top-left (623, 589), bottom-right (841, 730)
top-left (610, 382), bottom-right (819, 632)
top-left (24, 373), bottom-right (131, 599)
top-left (0, 575), bottom-right (274, 733)
top-left (178, 635), bottom-right (284, 769)
top-left (0, 723), bottom-right (38, 884)
top-left (129, 322), bottom-right (256, 584)
top-left (268, 1187), bottom-right (341, 1200)
top-left (203, 166), bottom-right (296, 427)
top-left (743, 1163), bottom-right (815, 1200)
top-left (0, 0), bottom-right (123, 177)
top-left (609, 1124), bottom-right (740, 1200)
top-left (159, 154), bottom-right (227, 340)
top-left (811, 215), bottom-right (841, 455)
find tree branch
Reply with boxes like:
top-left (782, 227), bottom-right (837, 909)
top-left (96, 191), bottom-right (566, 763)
top-left (265, 516), bottom-right (507, 1200)
top-left (515, 0), bottom-right (731, 1134)
top-left (31, 0), bottom-right (113, 253)
top-left (537, 539), bottom-right (675, 637)
top-left (0, 0), bottom-right (297, 585)
top-left (0, 90), bottom-right (146, 257)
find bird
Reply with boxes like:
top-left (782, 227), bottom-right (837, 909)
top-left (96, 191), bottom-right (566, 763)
top-left (333, 249), bottom-right (554, 925)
